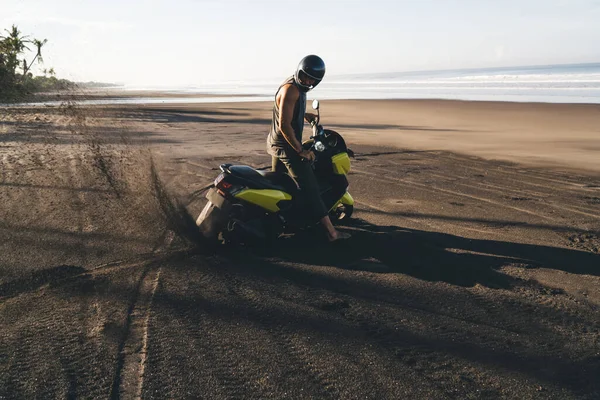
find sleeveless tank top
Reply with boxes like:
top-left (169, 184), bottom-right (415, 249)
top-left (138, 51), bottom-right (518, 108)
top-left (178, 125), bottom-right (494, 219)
top-left (267, 76), bottom-right (306, 156)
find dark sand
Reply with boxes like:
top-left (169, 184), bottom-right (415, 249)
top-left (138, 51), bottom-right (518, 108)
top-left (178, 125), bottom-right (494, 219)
top-left (1, 98), bottom-right (599, 399)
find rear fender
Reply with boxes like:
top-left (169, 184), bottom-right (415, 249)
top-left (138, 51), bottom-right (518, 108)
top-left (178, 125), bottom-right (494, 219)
top-left (339, 191), bottom-right (354, 206)
top-left (196, 188), bottom-right (231, 239)
top-left (330, 191), bottom-right (354, 211)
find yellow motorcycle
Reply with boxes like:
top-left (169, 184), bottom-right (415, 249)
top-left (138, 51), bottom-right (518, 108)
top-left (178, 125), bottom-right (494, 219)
top-left (196, 100), bottom-right (354, 243)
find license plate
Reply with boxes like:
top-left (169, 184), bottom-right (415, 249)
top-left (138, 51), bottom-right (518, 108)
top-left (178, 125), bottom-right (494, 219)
top-left (214, 173), bottom-right (225, 186)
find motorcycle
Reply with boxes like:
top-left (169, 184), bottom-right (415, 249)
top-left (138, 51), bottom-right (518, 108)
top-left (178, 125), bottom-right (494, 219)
top-left (196, 99), bottom-right (354, 243)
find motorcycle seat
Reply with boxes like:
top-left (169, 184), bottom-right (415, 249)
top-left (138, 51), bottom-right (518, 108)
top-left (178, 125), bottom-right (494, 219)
top-left (258, 171), bottom-right (299, 195)
top-left (226, 165), bottom-right (298, 194)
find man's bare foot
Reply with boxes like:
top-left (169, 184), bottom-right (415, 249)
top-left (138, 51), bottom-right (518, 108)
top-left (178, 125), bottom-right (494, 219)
top-left (327, 230), bottom-right (351, 242)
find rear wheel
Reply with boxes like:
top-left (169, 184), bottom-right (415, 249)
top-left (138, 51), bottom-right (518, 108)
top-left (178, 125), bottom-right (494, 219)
top-left (329, 203), bottom-right (353, 223)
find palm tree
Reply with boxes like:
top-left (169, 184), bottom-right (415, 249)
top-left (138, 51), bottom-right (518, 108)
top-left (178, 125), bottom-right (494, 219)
top-left (0, 25), bottom-right (47, 79)
top-left (22, 38), bottom-right (48, 76)
top-left (0, 25), bottom-right (30, 75)
top-left (1, 24), bottom-right (52, 98)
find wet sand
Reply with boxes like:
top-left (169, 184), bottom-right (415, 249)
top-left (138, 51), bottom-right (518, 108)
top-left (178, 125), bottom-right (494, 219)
top-left (23, 87), bottom-right (260, 105)
top-left (1, 98), bottom-right (599, 399)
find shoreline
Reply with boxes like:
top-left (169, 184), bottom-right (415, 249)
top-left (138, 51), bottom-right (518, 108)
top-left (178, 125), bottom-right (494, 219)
top-left (6, 97), bottom-right (600, 107)
top-left (3, 86), bottom-right (600, 107)
top-left (5, 97), bottom-right (600, 109)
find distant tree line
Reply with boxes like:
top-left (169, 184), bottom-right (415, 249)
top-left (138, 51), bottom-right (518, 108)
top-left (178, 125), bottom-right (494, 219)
top-left (0, 25), bottom-right (75, 101)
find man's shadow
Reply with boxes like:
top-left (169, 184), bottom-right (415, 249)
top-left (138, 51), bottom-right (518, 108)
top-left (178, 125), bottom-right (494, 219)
top-left (253, 218), bottom-right (599, 289)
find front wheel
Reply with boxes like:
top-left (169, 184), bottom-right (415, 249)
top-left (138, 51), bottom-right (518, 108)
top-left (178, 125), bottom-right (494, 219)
top-left (329, 203), bottom-right (353, 223)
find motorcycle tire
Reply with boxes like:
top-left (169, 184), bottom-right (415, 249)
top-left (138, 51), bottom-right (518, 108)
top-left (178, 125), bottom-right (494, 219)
top-left (329, 203), bottom-right (353, 222)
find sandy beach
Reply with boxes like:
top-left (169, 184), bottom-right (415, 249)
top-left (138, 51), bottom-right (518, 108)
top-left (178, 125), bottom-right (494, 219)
top-left (1, 97), bottom-right (599, 398)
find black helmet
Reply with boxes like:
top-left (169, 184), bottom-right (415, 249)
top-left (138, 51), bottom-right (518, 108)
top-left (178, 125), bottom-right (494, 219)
top-left (294, 55), bottom-right (326, 92)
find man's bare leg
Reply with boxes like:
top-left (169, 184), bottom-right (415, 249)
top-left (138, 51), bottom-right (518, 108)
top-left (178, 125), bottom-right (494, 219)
top-left (321, 215), bottom-right (351, 242)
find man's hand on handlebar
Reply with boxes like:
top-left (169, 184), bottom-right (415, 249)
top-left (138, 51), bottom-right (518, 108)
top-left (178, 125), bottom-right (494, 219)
top-left (304, 113), bottom-right (318, 124)
top-left (298, 149), bottom-right (315, 161)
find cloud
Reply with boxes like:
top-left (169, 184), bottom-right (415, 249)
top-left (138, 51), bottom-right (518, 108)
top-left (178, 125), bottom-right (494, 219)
top-left (495, 45), bottom-right (505, 59)
top-left (8, 16), bottom-right (132, 31)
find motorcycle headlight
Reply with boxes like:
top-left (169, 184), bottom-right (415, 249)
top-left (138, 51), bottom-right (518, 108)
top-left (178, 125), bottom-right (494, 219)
top-left (314, 141), bottom-right (326, 152)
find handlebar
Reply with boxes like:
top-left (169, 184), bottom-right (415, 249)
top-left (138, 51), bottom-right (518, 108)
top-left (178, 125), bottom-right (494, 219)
top-left (310, 122), bottom-right (325, 139)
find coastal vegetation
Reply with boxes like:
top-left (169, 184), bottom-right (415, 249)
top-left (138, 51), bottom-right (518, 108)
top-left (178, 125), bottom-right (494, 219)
top-left (0, 24), bottom-right (109, 102)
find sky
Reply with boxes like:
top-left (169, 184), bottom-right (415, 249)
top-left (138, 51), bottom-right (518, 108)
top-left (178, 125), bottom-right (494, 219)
top-left (3, 0), bottom-right (600, 86)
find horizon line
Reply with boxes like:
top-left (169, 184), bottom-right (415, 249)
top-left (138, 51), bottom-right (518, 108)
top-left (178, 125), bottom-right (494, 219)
top-left (78, 61), bottom-right (600, 87)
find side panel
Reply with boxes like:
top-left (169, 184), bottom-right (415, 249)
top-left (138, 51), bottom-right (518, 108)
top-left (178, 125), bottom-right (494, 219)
top-left (234, 189), bottom-right (292, 212)
top-left (331, 152), bottom-right (351, 175)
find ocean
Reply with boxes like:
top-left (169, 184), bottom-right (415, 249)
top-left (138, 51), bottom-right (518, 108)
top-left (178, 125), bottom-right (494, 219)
top-left (7, 62), bottom-right (600, 106)
top-left (183, 62), bottom-right (600, 104)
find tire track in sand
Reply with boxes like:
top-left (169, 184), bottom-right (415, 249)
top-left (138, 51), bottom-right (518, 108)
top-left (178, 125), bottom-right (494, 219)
top-left (420, 169), bottom-right (600, 220)
top-left (108, 260), bottom-right (161, 400)
top-left (142, 256), bottom-right (276, 399)
top-left (108, 231), bottom-right (175, 400)
top-left (110, 267), bottom-right (162, 400)
top-left (353, 166), bottom-right (562, 223)
top-left (205, 256), bottom-right (342, 399)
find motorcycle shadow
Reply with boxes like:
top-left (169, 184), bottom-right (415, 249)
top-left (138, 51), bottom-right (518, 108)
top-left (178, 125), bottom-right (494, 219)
top-left (243, 218), bottom-right (599, 290)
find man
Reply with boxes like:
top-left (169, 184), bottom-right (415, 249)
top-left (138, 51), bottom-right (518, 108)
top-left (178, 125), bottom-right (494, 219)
top-left (267, 55), bottom-right (350, 242)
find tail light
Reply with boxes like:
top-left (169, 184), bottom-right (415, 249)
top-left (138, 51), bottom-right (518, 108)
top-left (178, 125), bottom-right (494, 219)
top-left (214, 173), bottom-right (241, 197)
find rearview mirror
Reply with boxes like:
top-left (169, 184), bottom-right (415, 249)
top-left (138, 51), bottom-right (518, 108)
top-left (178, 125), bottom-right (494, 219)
top-left (312, 99), bottom-right (319, 110)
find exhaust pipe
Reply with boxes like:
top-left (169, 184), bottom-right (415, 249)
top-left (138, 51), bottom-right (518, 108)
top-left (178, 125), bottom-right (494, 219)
top-left (228, 218), bottom-right (266, 240)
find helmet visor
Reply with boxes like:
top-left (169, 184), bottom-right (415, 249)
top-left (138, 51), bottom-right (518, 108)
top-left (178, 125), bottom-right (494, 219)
top-left (297, 70), bottom-right (321, 90)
